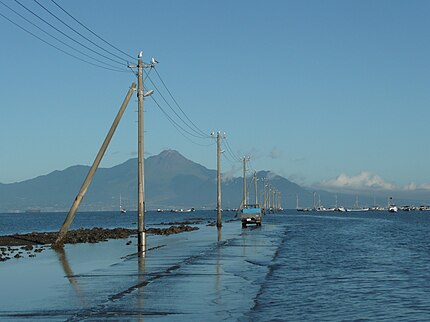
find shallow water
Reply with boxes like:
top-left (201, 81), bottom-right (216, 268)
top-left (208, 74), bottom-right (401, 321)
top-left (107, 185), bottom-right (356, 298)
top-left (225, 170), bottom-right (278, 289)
top-left (1, 210), bottom-right (430, 321)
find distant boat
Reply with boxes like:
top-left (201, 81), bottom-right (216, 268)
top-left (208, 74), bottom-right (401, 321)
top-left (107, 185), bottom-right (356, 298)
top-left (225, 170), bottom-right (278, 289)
top-left (387, 196), bottom-right (398, 213)
top-left (388, 205), bottom-right (398, 213)
top-left (120, 194), bottom-right (126, 214)
top-left (346, 196), bottom-right (369, 212)
top-left (172, 208), bottom-right (195, 213)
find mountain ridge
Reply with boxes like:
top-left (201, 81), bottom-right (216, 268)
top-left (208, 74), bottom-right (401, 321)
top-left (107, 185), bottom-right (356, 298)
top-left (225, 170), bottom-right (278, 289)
top-left (0, 150), bottom-right (426, 212)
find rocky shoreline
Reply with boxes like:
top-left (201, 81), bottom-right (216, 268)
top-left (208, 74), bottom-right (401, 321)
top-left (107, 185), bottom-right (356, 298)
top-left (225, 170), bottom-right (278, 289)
top-left (0, 225), bottom-right (199, 262)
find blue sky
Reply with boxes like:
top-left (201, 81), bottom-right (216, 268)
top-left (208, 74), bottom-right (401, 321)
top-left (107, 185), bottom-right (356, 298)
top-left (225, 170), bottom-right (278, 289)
top-left (1, 0), bottom-right (429, 194)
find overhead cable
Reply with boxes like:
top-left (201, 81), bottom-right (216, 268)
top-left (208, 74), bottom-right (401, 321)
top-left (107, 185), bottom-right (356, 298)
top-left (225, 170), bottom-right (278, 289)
top-left (14, 0), bottom-right (126, 67)
top-left (49, 0), bottom-right (135, 61)
top-left (0, 9), bottom-right (125, 72)
top-left (153, 67), bottom-right (209, 138)
top-left (146, 72), bottom-right (209, 139)
top-left (150, 96), bottom-right (215, 147)
top-left (0, 0), bottom-right (126, 71)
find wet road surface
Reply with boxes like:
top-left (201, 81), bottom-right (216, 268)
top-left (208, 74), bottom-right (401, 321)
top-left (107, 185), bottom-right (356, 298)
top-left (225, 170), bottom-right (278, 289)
top-left (0, 218), bottom-right (285, 321)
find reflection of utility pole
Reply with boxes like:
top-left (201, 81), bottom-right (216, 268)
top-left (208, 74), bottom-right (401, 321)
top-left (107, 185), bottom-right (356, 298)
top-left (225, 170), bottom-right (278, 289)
top-left (53, 83), bottom-right (136, 247)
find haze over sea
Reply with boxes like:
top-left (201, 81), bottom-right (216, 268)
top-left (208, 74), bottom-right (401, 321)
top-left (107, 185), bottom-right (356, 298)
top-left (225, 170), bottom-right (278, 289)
top-left (1, 210), bottom-right (429, 321)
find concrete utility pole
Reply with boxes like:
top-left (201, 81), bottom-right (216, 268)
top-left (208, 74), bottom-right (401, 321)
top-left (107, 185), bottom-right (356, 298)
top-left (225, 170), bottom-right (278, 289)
top-left (53, 83), bottom-right (136, 247)
top-left (253, 170), bottom-right (258, 205)
top-left (263, 178), bottom-right (267, 214)
top-left (215, 131), bottom-right (222, 228)
top-left (137, 52), bottom-right (146, 252)
top-left (129, 52), bottom-right (156, 253)
top-left (272, 189), bottom-right (276, 211)
top-left (278, 192), bottom-right (281, 210)
top-left (242, 157), bottom-right (248, 208)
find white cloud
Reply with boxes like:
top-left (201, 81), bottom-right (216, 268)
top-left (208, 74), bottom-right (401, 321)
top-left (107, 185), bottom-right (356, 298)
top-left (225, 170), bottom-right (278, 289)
top-left (316, 171), bottom-right (396, 191)
top-left (316, 171), bottom-right (430, 193)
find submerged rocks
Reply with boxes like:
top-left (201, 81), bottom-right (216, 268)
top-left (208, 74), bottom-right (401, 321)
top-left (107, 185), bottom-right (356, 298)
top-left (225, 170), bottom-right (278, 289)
top-left (0, 225), bottom-right (199, 262)
top-left (146, 225), bottom-right (199, 235)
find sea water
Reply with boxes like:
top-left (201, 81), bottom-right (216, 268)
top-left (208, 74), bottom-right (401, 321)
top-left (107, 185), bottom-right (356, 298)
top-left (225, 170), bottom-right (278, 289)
top-left (1, 210), bottom-right (430, 321)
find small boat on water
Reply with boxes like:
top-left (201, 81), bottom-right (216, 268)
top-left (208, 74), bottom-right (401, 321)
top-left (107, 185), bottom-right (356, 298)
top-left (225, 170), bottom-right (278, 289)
top-left (172, 208), bottom-right (195, 213)
top-left (387, 197), bottom-right (398, 213)
top-left (346, 196), bottom-right (369, 212)
top-left (388, 205), bottom-right (398, 213)
top-left (120, 194), bottom-right (126, 214)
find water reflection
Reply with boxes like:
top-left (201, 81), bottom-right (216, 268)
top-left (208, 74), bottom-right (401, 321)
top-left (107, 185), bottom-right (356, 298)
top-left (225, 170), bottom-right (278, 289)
top-left (215, 227), bottom-right (222, 305)
top-left (137, 251), bottom-right (146, 322)
top-left (54, 247), bottom-right (87, 306)
top-left (136, 232), bottom-right (147, 321)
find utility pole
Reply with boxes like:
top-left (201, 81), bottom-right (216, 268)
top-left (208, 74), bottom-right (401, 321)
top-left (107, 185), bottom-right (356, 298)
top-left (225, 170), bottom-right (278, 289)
top-left (278, 191), bottom-right (281, 211)
top-left (53, 83), bottom-right (136, 247)
top-left (242, 157), bottom-right (248, 208)
top-left (137, 52), bottom-right (145, 252)
top-left (272, 189), bottom-right (276, 212)
top-left (268, 185), bottom-right (271, 212)
top-left (253, 170), bottom-right (258, 205)
top-left (263, 178), bottom-right (267, 214)
top-left (129, 52), bottom-right (156, 253)
top-left (213, 131), bottom-right (223, 228)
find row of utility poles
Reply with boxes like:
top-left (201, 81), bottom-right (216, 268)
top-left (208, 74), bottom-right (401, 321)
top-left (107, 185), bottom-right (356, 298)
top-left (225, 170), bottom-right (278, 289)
top-left (240, 157), bottom-right (282, 214)
top-left (213, 133), bottom-right (283, 230)
top-left (53, 51), bottom-right (282, 252)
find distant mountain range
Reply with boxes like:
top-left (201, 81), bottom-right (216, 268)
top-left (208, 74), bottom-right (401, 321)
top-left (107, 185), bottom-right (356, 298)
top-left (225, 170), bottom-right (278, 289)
top-left (0, 150), bottom-right (427, 212)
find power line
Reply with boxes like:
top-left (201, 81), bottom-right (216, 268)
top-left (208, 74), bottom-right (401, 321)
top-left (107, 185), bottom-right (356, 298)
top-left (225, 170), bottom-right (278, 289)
top-left (223, 137), bottom-right (241, 162)
top-left (150, 96), bottom-right (214, 147)
top-left (146, 72), bottom-right (209, 139)
top-left (0, 0), bottom-right (127, 72)
top-left (153, 67), bottom-right (209, 138)
top-left (0, 9), bottom-right (126, 72)
top-left (33, 0), bottom-right (131, 64)
top-left (49, 0), bottom-right (135, 61)
top-left (14, 0), bottom-right (126, 67)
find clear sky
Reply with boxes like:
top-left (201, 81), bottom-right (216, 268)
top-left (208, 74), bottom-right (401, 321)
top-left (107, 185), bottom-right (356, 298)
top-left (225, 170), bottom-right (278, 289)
top-left (1, 0), bottom-right (429, 195)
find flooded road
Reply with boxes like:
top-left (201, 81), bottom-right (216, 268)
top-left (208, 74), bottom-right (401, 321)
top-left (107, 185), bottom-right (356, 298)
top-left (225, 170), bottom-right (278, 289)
top-left (0, 218), bottom-right (285, 321)
top-left (2, 211), bottom-right (430, 321)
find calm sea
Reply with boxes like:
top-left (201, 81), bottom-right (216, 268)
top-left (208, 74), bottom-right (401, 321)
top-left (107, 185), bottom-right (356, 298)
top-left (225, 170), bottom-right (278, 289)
top-left (1, 210), bottom-right (430, 321)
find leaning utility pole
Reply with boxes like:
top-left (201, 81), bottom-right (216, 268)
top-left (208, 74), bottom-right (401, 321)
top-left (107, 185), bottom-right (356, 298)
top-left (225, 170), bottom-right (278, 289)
top-left (53, 83), bottom-right (136, 247)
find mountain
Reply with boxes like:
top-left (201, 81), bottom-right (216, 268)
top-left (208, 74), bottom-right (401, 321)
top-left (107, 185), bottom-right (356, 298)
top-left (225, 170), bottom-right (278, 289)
top-left (0, 149), bottom-right (311, 212)
top-left (0, 150), bottom-right (425, 212)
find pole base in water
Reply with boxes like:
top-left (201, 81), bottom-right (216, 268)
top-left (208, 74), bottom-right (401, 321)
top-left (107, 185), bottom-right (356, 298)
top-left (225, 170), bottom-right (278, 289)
top-left (138, 231), bottom-right (146, 253)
